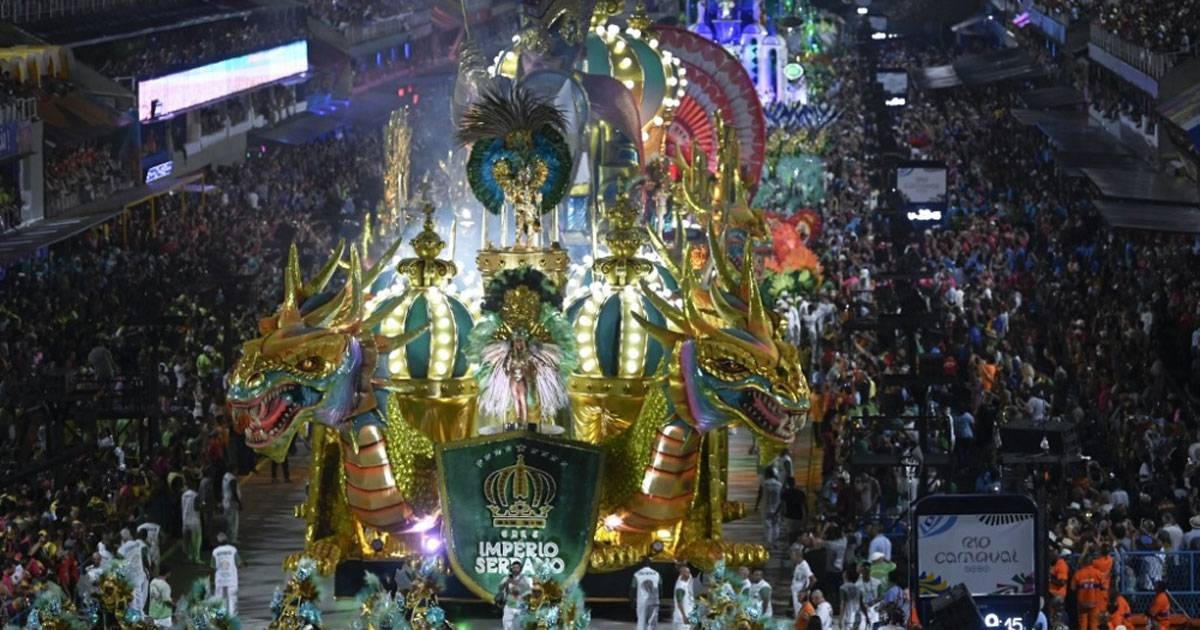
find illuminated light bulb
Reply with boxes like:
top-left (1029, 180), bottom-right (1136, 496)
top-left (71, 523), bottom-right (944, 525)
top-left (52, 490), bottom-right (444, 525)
top-left (629, 332), bottom-right (643, 343)
top-left (614, 40), bottom-right (627, 54)
top-left (678, 67), bottom-right (686, 76)
top-left (667, 77), bottom-right (678, 87)
top-left (627, 28), bottom-right (641, 38)
top-left (603, 514), bottom-right (623, 530)
top-left (433, 361), bottom-right (449, 373)
top-left (435, 349), bottom-right (452, 361)
top-left (595, 25), bottom-right (606, 35)
top-left (679, 79), bottom-right (689, 87)
top-left (512, 34), bottom-right (521, 43)
top-left (436, 333), bottom-right (453, 345)
top-left (649, 38), bottom-right (659, 48)
top-left (642, 130), bottom-right (650, 141)
top-left (582, 360), bottom-right (598, 373)
top-left (606, 24), bottom-right (619, 36)
top-left (652, 115), bottom-right (664, 126)
top-left (618, 57), bottom-right (633, 70)
top-left (622, 79), bottom-right (635, 89)
top-left (655, 528), bottom-right (673, 541)
top-left (576, 332), bottom-right (592, 343)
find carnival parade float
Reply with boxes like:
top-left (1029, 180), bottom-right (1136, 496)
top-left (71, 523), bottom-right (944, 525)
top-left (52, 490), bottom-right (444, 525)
top-left (226, 0), bottom-right (824, 607)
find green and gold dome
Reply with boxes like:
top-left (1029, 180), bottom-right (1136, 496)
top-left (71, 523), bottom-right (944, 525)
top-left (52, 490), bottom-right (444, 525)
top-left (566, 190), bottom-right (666, 443)
top-left (379, 201), bottom-right (478, 442)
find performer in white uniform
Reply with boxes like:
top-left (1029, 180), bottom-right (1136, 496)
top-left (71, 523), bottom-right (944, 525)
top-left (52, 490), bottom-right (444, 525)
top-left (136, 521), bottom-right (161, 574)
top-left (180, 482), bottom-right (202, 563)
top-left (210, 533), bottom-right (242, 615)
top-left (631, 560), bottom-right (662, 630)
top-left (746, 568), bottom-right (774, 618)
top-left (791, 552), bottom-right (816, 619)
top-left (498, 560), bottom-right (531, 630)
top-left (672, 565), bottom-right (695, 629)
top-left (117, 528), bottom-right (149, 614)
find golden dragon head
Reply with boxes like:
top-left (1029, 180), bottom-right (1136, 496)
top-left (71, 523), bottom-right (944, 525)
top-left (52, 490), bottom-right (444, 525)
top-left (226, 240), bottom-right (425, 461)
top-left (636, 226), bottom-right (810, 444)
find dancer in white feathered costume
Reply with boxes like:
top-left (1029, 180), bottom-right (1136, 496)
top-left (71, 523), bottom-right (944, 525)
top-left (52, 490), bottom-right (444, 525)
top-left (468, 267), bottom-right (577, 433)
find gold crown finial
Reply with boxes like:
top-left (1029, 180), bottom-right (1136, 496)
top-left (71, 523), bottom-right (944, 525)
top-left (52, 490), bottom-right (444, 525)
top-left (595, 186), bottom-right (654, 286)
top-left (628, 2), bottom-right (652, 31)
top-left (396, 194), bottom-right (457, 288)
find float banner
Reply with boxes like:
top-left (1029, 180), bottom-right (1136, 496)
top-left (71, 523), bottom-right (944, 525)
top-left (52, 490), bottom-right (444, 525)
top-left (917, 513), bottom-right (1036, 597)
top-left (436, 432), bottom-right (603, 600)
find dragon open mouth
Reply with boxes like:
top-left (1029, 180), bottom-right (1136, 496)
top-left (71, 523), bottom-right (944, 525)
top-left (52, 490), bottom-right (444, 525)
top-left (231, 384), bottom-right (307, 448)
top-left (739, 389), bottom-right (799, 440)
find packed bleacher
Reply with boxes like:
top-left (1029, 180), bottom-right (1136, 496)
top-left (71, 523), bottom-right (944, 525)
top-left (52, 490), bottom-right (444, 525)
top-left (307, 0), bottom-right (412, 28)
top-left (1095, 0), bottom-right (1200, 54)
top-left (43, 144), bottom-right (133, 215)
top-left (0, 132), bottom-right (383, 625)
top-left (74, 16), bottom-right (303, 81)
top-left (769, 30), bottom-right (1200, 625)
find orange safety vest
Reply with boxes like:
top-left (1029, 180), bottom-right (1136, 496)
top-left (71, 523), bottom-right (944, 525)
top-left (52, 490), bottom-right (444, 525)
top-left (1071, 565), bottom-right (1106, 610)
top-left (1049, 558), bottom-right (1069, 598)
top-left (1150, 592), bottom-right (1171, 630)
top-left (1108, 594), bottom-right (1130, 630)
top-left (1090, 555), bottom-right (1114, 592)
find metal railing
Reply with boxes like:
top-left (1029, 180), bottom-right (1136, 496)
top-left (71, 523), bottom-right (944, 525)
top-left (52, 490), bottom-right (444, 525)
top-left (1089, 24), bottom-right (1174, 80)
top-left (1114, 551), bottom-right (1200, 617)
top-left (0, 0), bottom-right (182, 23)
top-left (0, 97), bottom-right (36, 124)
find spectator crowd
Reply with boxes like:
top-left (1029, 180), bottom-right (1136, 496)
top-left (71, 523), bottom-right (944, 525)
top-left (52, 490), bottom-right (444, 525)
top-left (763, 21), bottom-right (1200, 629)
top-left (76, 15), bottom-right (304, 80)
top-left (0, 130), bottom-right (384, 625)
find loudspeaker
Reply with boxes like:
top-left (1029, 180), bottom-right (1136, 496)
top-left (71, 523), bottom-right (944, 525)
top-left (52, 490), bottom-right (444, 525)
top-left (927, 583), bottom-right (982, 630)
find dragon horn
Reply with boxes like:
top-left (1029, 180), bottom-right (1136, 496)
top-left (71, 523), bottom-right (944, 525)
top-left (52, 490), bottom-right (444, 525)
top-left (340, 247), bottom-right (366, 330)
top-left (302, 239), bottom-right (346, 297)
top-left (681, 269), bottom-right (765, 358)
top-left (707, 221), bottom-right (741, 295)
top-left (376, 321), bottom-right (431, 354)
top-left (647, 226), bottom-right (680, 280)
top-left (362, 296), bottom-right (405, 332)
top-left (631, 311), bottom-right (686, 346)
top-left (363, 235), bottom-right (405, 289)
top-left (708, 283), bottom-right (747, 325)
top-left (639, 280), bottom-right (687, 330)
top-left (360, 214), bottom-right (373, 257)
top-left (742, 244), bottom-right (778, 357)
top-left (279, 243), bottom-right (303, 327)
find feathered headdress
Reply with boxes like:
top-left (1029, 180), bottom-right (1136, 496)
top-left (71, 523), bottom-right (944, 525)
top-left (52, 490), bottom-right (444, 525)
top-left (457, 85), bottom-right (572, 216)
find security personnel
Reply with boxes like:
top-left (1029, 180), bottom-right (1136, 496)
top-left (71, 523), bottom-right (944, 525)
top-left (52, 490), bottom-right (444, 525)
top-left (1049, 545), bottom-right (1070, 602)
top-left (1106, 590), bottom-right (1131, 630)
top-left (1070, 554), bottom-right (1106, 630)
top-left (1089, 545), bottom-right (1114, 594)
top-left (1149, 580), bottom-right (1171, 630)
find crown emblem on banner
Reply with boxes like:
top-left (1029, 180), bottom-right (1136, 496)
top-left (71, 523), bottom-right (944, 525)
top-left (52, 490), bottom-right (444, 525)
top-left (483, 455), bottom-right (557, 528)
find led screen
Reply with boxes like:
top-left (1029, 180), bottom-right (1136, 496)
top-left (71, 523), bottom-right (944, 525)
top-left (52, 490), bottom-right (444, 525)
top-left (896, 165), bottom-right (947, 210)
top-left (875, 69), bottom-right (908, 96)
top-left (137, 40), bottom-right (308, 121)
